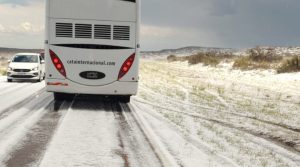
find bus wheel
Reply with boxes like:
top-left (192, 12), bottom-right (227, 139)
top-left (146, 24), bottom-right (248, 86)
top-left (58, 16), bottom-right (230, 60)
top-left (119, 96), bottom-right (131, 103)
top-left (54, 93), bottom-right (74, 101)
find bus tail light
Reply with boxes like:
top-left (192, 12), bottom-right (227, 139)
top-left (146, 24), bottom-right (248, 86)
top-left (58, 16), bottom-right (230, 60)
top-left (118, 53), bottom-right (135, 80)
top-left (47, 82), bottom-right (68, 86)
top-left (49, 50), bottom-right (66, 77)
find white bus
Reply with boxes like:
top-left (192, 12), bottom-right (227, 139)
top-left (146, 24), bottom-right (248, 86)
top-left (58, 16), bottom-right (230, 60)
top-left (45, 0), bottom-right (140, 102)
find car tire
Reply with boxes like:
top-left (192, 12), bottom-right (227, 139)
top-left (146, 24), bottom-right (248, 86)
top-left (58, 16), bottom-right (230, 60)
top-left (36, 72), bottom-right (43, 82)
top-left (39, 75), bottom-right (43, 82)
top-left (7, 79), bottom-right (12, 82)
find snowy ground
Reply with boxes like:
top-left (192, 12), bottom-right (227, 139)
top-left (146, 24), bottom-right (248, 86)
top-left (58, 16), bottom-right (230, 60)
top-left (135, 59), bottom-right (300, 167)
top-left (0, 58), bottom-right (299, 167)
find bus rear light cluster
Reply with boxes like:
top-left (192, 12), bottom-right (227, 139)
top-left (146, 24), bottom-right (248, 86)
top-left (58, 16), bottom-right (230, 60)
top-left (49, 50), bottom-right (67, 77)
top-left (118, 53), bottom-right (135, 80)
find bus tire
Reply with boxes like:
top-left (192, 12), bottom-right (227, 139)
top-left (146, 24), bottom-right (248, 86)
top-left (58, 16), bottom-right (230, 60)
top-left (54, 93), bottom-right (74, 101)
top-left (119, 96), bottom-right (131, 103)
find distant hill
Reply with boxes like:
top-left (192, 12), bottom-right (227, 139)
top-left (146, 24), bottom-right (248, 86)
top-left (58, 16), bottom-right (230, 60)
top-left (0, 47), bottom-right (43, 60)
top-left (1, 46), bottom-right (299, 60)
top-left (141, 46), bottom-right (237, 59)
top-left (141, 46), bottom-right (300, 59)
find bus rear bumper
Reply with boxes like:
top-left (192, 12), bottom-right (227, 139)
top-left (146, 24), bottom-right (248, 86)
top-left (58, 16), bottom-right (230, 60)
top-left (46, 79), bottom-right (138, 95)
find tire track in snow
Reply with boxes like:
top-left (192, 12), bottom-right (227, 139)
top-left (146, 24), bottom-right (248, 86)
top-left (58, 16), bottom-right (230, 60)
top-left (114, 102), bottom-right (164, 167)
top-left (4, 100), bottom-right (72, 167)
top-left (0, 88), bottom-right (46, 120)
top-left (0, 82), bottom-right (18, 92)
top-left (203, 88), bottom-right (300, 133)
top-left (130, 101), bottom-right (238, 167)
top-left (126, 103), bottom-right (181, 167)
top-left (0, 82), bottom-right (45, 115)
top-left (0, 82), bottom-right (30, 96)
top-left (0, 92), bottom-right (51, 134)
top-left (132, 98), bottom-right (300, 165)
top-left (141, 85), bottom-right (300, 134)
top-left (39, 96), bottom-right (163, 167)
top-left (0, 94), bottom-right (53, 166)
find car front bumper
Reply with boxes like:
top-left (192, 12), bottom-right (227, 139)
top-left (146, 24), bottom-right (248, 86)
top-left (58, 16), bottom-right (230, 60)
top-left (7, 70), bottom-right (40, 80)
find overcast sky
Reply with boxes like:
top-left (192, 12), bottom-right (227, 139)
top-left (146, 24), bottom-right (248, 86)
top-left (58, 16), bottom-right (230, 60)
top-left (0, 0), bottom-right (300, 50)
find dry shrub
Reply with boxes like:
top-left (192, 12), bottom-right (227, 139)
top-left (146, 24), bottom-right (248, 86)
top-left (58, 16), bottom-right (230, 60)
top-left (166, 47), bottom-right (299, 73)
top-left (167, 55), bottom-right (177, 62)
top-left (233, 57), bottom-right (251, 70)
top-left (0, 60), bottom-right (8, 67)
top-left (277, 56), bottom-right (300, 73)
top-left (0, 68), bottom-right (6, 75)
top-left (167, 55), bottom-right (188, 62)
top-left (188, 52), bottom-right (219, 66)
top-left (233, 57), bottom-right (275, 70)
top-left (248, 46), bottom-right (282, 62)
top-left (167, 51), bottom-right (235, 67)
top-left (233, 47), bottom-right (282, 70)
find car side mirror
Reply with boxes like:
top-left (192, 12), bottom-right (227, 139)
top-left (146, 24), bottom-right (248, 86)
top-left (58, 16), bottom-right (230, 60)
top-left (41, 60), bottom-right (45, 64)
top-left (7, 60), bottom-right (11, 63)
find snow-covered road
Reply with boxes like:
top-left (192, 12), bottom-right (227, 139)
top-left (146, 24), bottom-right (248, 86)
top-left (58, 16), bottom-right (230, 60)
top-left (0, 77), bottom-right (165, 167)
top-left (0, 57), bottom-right (300, 167)
top-left (0, 76), bottom-right (229, 167)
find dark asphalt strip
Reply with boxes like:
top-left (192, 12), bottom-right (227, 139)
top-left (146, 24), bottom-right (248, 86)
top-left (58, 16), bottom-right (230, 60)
top-left (5, 95), bottom-right (163, 167)
top-left (4, 100), bottom-right (72, 167)
top-left (111, 103), bottom-right (131, 167)
top-left (70, 96), bottom-right (132, 167)
top-left (70, 95), bottom-right (163, 167)
top-left (116, 103), bottom-right (164, 167)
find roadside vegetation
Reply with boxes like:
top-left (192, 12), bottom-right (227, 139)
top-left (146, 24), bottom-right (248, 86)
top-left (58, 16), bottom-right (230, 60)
top-left (168, 52), bottom-right (234, 67)
top-left (277, 56), bottom-right (300, 73)
top-left (167, 46), bottom-right (300, 73)
top-left (233, 47), bottom-right (282, 70)
top-left (0, 68), bottom-right (6, 75)
top-left (138, 60), bottom-right (300, 167)
top-left (0, 59), bottom-right (8, 75)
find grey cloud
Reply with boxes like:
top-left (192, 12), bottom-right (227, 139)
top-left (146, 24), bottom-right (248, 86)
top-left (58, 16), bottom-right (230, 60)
top-left (211, 0), bottom-right (237, 16)
top-left (0, 0), bottom-right (299, 50)
top-left (0, 0), bottom-right (29, 6)
top-left (0, 0), bottom-right (42, 6)
top-left (142, 0), bottom-right (300, 49)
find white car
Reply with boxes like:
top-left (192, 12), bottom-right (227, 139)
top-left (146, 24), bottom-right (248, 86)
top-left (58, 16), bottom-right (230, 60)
top-left (7, 53), bottom-right (45, 82)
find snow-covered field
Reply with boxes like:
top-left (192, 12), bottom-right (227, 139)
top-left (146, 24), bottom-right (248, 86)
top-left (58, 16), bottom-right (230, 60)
top-left (0, 57), bottom-right (299, 167)
top-left (134, 59), bottom-right (300, 167)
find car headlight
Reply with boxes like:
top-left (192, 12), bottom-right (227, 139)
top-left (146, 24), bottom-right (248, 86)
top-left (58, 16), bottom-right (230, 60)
top-left (32, 67), bottom-right (39, 71)
top-left (7, 67), bottom-right (12, 71)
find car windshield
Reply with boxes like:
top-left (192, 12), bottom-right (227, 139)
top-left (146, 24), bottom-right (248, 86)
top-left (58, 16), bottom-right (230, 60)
top-left (12, 55), bottom-right (38, 63)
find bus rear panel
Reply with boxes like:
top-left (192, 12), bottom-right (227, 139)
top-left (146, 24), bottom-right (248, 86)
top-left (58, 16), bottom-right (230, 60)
top-left (45, 0), bottom-right (140, 100)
